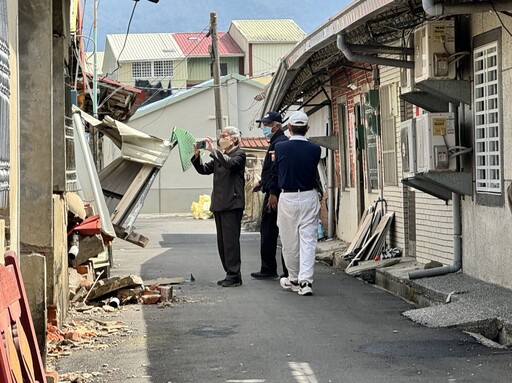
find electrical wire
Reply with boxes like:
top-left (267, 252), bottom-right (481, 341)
top-left (102, 0), bottom-right (138, 80)
top-left (492, 3), bottom-right (512, 37)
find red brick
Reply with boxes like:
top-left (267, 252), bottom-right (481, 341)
top-left (141, 294), bottom-right (161, 304)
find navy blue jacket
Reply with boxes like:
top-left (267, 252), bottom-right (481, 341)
top-left (260, 129), bottom-right (288, 195)
top-left (274, 138), bottom-right (321, 191)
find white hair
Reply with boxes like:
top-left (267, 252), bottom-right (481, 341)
top-left (224, 126), bottom-right (240, 138)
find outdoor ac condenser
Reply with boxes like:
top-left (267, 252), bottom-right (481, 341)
top-left (414, 20), bottom-right (456, 83)
top-left (415, 112), bottom-right (456, 174)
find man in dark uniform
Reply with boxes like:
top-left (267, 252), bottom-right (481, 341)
top-left (251, 112), bottom-right (289, 280)
top-left (191, 126), bottom-right (246, 287)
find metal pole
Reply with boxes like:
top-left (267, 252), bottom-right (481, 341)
top-left (210, 12), bottom-right (223, 138)
top-left (92, 0), bottom-right (100, 169)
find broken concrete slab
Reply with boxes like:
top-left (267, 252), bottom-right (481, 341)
top-left (87, 275), bottom-right (144, 301)
top-left (71, 235), bottom-right (105, 267)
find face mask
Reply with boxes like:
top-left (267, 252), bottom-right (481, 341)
top-left (218, 137), bottom-right (232, 151)
top-left (262, 126), bottom-right (273, 138)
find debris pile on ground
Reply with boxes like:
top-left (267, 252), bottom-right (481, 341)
top-left (68, 262), bottom-right (186, 311)
top-left (47, 319), bottom-right (129, 358)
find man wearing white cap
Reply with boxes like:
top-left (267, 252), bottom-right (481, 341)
top-left (274, 111), bottom-right (321, 296)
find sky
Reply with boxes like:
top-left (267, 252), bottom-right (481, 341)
top-left (82, 0), bottom-right (352, 52)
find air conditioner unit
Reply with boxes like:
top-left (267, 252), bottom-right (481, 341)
top-left (414, 20), bottom-right (456, 83)
top-left (415, 112), bottom-right (456, 173)
top-left (400, 118), bottom-right (416, 178)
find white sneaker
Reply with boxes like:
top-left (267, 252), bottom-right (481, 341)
top-left (298, 282), bottom-right (313, 296)
top-left (280, 277), bottom-right (299, 292)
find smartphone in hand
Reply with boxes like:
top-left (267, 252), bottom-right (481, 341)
top-left (196, 140), bottom-right (207, 149)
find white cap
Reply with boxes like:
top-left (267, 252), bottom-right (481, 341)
top-left (289, 111), bottom-right (308, 126)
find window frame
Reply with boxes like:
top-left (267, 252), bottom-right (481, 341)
top-left (132, 60), bottom-right (174, 79)
top-left (380, 84), bottom-right (398, 186)
top-left (473, 28), bottom-right (504, 207)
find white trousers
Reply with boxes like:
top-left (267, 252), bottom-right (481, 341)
top-left (277, 190), bottom-right (320, 285)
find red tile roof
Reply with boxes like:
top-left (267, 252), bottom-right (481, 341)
top-left (173, 32), bottom-right (244, 57)
top-left (240, 137), bottom-right (269, 150)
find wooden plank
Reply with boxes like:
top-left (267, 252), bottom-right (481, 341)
top-left (347, 234), bottom-right (378, 269)
top-left (344, 212), bottom-right (373, 256)
top-left (143, 277), bottom-right (185, 286)
top-left (345, 258), bottom-right (401, 276)
top-left (364, 212), bottom-right (395, 260)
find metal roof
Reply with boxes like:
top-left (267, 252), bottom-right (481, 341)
top-left (229, 20), bottom-right (306, 43)
top-left (262, 0), bottom-right (427, 114)
top-left (173, 32), bottom-right (244, 57)
top-left (106, 33), bottom-right (183, 62)
top-left (240, 137), bottom-right (269, 150)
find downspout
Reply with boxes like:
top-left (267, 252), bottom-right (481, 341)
top-left (409, 192), bottom-right (462, 279)
top-left (327, 106), bottom-right (334, 238)
top-left (336, 33), bottom-right (414, 69)
top-left (409, 102), bottom-right (462, 279)
top-left (422, 0), bottom-right (512, 16)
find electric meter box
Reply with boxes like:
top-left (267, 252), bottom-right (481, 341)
top-left (414, 20), bottom-right (456, 82)
top-left (415, 112), bottom-right (456, 173)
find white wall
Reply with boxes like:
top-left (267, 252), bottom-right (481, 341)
top-left (122, 78), bottom-right (265, 213)
top-left (461, 12), bottom-right (512, 288)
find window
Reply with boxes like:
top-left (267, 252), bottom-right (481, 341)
top-left (132, 60), bottom-right (173, 79)
top-left (474, 41), bottom-right (501, 193)
top-left (154, 60), bottom-right (173, 77)
top-left (363, 91), bottom-right (379, 191)
top-left (380, 84), bottom-right (397, 185)
top-left (210, 63), bottom-right (228, 77)
top-left (132, 61), bottom-right (152, 78)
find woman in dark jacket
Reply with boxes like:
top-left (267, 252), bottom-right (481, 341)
top-left (191, 126), bottom-right (246, 287)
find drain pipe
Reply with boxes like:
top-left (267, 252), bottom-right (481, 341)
top-left (409, 191), bottom-right (462, 279)
top-left (410, 102), bottom-right (462, 279)
top-left (336, 33), bottom-right (414, 69)
top-left (326, 107), bottom-right (335, 239)
top-left (422, 0), bottom-right (512, 16)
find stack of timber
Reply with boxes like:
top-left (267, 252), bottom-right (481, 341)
top-left (343, 207), bottom-right (397, 275)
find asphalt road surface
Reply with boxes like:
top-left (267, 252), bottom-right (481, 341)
top-left (57, 215), bottom-right (512, 383)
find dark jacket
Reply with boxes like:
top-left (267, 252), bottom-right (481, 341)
top-left (260, 129), bottom-right (288, 195)
top-left (191, 146), bottom-right (246, 212)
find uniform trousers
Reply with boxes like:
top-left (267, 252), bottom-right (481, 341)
top-left (277, 190), bottom-right (320, 284)
top-left (259, 192), bottom-right (288, 276)
top-left (214, 208), bottom-right (243, 280)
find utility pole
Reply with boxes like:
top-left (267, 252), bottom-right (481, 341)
top-left (209, 12), bottom-right (223, 138)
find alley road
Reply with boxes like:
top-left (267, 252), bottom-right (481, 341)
top-left (57, 215), bottom-right (511, 383)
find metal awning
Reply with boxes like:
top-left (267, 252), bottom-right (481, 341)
top-left (72, 106), bottom-right (174, 246)
top-left (261, 0), bottom-right (427, 115)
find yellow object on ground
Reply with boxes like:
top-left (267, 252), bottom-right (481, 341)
top-left (191, 195), bottom-right (213, 220)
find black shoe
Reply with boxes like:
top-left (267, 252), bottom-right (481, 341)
top-left (217, 278), bottom-right (226, 286)
top-left (221, 278), bottom-right (242, 287)
top-left (251, 271), bottom-right (279, 280)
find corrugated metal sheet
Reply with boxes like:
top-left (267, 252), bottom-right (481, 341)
top-left (106, 33), bottom-right (183, 62)
top-left (173, 32), bottom-right (244, 57)
top-left (230, 20), bottom-right (306, 43)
